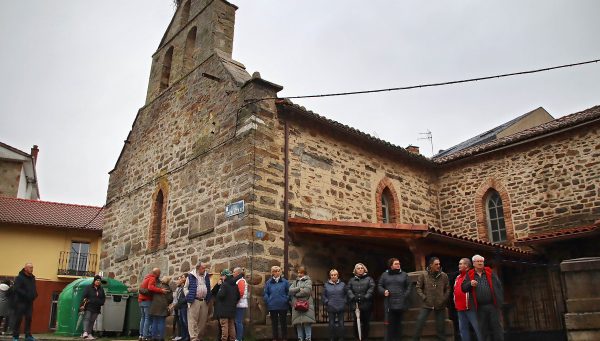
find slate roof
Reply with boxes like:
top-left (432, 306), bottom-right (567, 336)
top-left (515, 221), bottom-right (600, 244)
top-left (434, 107), bottom-right (550, 158)
top-left (0, 196), bottom-right (104, 231)
top-left (432, 105), bottom-right (600, 163)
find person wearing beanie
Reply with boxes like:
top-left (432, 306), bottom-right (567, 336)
top-left (81, 275), bottom-right (106, 340)
top-left (211, 269), bottom-right (240, 341)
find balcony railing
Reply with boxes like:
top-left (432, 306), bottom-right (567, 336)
top-left (57, 251), bottom-right (97, 277)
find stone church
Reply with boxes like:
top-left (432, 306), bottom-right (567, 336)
top-left (101, 0), bottom-right (600, 338)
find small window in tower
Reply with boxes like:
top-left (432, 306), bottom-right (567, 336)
top-left (160, 47), bottom-right (174, 91)
top-left (486, 190), bottom-right (507, 242)
top-left (184, 27), bottom-right (197, 72)
top-left (180, 1), bottom-right (191, 27)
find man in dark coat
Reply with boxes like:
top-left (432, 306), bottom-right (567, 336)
top-left (12, 263), bottom-right (37, 341)
top-left (412, 257), bottom-right (450, 341)
top-left (462, 255), bottom-right (504, 341)
top-left (378, 258), bottom-right (411, 341)
top-left (211, 269), bottom-right (240, 341)
top-left (81, 275), bottom-right (106, 339)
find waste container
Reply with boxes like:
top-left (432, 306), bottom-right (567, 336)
top-left (94, 278), bottom-right (129, 335)
top-left (124, 293), bottom-right (141, 336)
top-left (55, 277), bottom-right (129, 336)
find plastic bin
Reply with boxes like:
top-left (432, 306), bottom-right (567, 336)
top-left (54, 277), bottom-right (129, 336)
top-left (124, 293), bottom-right (141, 336)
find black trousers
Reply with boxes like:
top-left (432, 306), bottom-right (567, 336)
top-left (12, 303), bottom-right (33, 338)
top-left (269, 309), bottom-right (288, 340)
top-left (477, 304), bottom-right (503, 341)
top-left (384, 310), bottom-right (404, 341)
top-left (353, 308), bottom-right (371, 340)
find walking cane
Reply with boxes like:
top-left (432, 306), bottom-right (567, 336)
top-left (355, 303), bottom-right (362, 341)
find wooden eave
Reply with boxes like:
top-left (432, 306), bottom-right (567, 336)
top-left (288, 217), bottom-right (428, 240)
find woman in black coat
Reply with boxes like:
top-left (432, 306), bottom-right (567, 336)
top-left (81, 275), bottom-right (106, 340)
top-left (211, 269), bottom-right (240, 341)
top-left (346, 263), bottom-right (375, 340)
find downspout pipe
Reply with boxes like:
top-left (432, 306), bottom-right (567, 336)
top-left (283, 119), bottom-right (290, 279)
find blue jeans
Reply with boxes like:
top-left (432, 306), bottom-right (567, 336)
top-left (178, 306), bottom-right (190, 341)
top-left (235, 308), bottom-right (246, 341)
top-left (139, 301), bottom-right (153, 338)
top-left (458, 310), bottom-right (483, 341)
top-left (151, 316), bottom-right (166, 340)
top-left (295, 323), bottom-right (312, 340)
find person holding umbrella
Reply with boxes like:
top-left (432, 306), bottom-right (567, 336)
top-left (81, 275), bottom-right (106, 340)
top-left (346, 263), bottom-right (375, 341)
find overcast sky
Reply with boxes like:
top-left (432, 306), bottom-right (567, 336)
top-left (1, 1), bottom-right (599, 206)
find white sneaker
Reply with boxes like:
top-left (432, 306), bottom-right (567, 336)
top-left (173, 337), bottom-right (182, 341)
top-left (82, 332), bottom-right (88, 339)
top-left (87, 336), bottom-right (95, 340)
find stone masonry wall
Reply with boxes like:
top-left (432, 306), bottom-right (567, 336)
top-left (103, 53), bottom-right (258, 285)
top-left (438, 124), bottom-right (600, 242)
top-left (0, 160), bottom-right (21, 197)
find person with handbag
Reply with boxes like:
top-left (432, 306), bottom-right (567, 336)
top-left (322, 269), bottom-right (346, 341)
top-left (139, 268), bottom-right (169, 341)
top-left (170, 274), bottom-right (189, 341)
top-left (289, 266), bottom-right (315, 341)
top-left (81, 275), bottom-right (106, 340)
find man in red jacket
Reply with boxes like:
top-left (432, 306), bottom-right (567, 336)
top-left (453, 258), bottom-right (482, 341)
top-left (138, 268), bottom-right (168, 341)
top-left (461, 255), bottom-right (504, 341)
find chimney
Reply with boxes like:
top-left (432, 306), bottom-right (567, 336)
top-left (30, 145), bottom-right (39, 164)
top-left (406, 145), bottom-right (420, 155)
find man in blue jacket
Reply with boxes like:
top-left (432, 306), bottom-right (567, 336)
top-left (184, 263), bottom-right (212, 341)
top-left (263, 266), bottom-right (289, 341)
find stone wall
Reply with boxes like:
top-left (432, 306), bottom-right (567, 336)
top-left (437, 124), bottom-right (600, 242)
top-left (0, 160), bottom-right (21, 197)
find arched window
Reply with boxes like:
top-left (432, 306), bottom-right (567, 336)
top-left (381, 188), bottom-right (392, 223)
top-left (376, 178), bottom-right (399, 224)
top-left (160, 46), bottom-right (174, 91)
top-left (149, 189), bottom-right (166, 249)
top-left (179, 1), bottom-right (191, 27)
top-left (486, 190), bottom-right (507, 242)
top-left (184, 27), bottom-right (197, 72)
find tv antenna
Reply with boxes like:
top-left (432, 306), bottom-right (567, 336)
top-left (418, 130), bottom-right (433, 155)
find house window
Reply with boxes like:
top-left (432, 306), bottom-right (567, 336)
top-left (486, 190), bottom-right (507, 242)
top-left (150, 189), bottom-right (166, 249)
top-left (381, 191), bottom-right (391, 223)
top-left (68, 241), bottom-right (90, 274)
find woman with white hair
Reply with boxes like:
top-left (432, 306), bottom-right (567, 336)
top-left (346, 263), bottom-right (375, 340)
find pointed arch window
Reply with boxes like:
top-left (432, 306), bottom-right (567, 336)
top-left (486, 190), bottom-right (507, 242)
top-left (149, 189), bottom-right (167, 249)
top-left (381, 189), bottom-right (392, 223)
top-left (160, 46), bottom-right (174, 92)
top-left (180, 1), bottom-right (191, 27)
top-left (184, 27), bottom-right (197, 72)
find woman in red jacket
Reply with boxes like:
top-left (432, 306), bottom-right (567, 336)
top-left (453, 258), bottom-right (482, 341)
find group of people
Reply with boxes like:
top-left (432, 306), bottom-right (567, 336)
top-left (0, 263), bottom-right (38, 341)
top-left (264, 255), bottom-right (503, 341)
top-left (138, 263), bottom-right (248, 341)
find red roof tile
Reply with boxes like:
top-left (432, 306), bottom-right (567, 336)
top-left (426, 226), bottom-right (534, 256)
top-left (0, 196), bottom-right (103, 231)
top-left (515, 221), bottom-right (600, 244)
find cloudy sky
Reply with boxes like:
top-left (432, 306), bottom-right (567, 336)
top-left (1, 1), bottom-right (599, 206)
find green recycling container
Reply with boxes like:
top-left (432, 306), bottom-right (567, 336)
top-left (55, 277), bottom-right (129, 336)
top-left (124, 293), bottom-right (141, 336)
